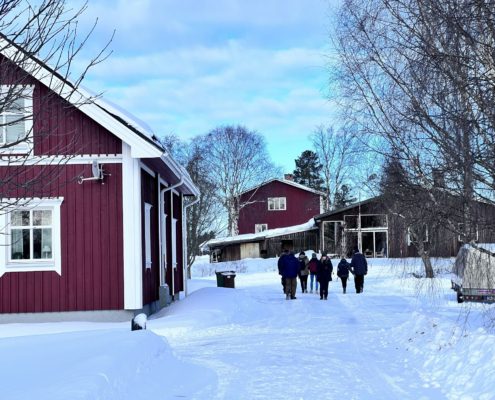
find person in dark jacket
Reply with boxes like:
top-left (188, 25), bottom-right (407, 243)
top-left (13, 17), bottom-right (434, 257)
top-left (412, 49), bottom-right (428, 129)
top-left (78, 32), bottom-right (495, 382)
top-left (317, 252), bottom-right (333, 300)
top-left (298, 251), bottom-right (309, 293)
top-left (337, 257), bottom-right (350, 294)
top-left (350, 246), bottom-right (368, 293)
top-left (281, 251), bottom-right (300, 299)
top-left (307, 253), bottom-right (319, 293)
top-left (277, 249), bottom-right (289, 293)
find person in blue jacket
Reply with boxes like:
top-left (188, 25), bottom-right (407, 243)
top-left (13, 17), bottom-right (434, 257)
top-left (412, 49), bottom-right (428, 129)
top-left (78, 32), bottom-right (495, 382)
top-left (281, 251), bottom-right (300, 300)
top-left (337, 257), bottom-right (351, 294)
top-left (350, 246), bottom-right (368, 293)
top-left (317, 252), bottom-right (333, 300)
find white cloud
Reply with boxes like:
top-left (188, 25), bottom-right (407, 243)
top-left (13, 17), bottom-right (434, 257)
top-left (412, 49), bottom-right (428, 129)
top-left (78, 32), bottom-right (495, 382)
top-left (69, 0), bottom-right (340, 171)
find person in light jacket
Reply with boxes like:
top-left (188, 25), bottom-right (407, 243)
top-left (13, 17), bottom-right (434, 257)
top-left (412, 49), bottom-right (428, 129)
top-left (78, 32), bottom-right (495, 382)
top-left (307, 253), bottom-right (320, 293)
top-left (298, 251), bottom-right (310, 293)
top-left (350, 246), bottom-right (368, 293)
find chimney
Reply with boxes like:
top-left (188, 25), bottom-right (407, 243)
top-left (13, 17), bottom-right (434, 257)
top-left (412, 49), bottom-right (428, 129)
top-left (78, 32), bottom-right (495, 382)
top-left (284, 174), bottom-right (294, 181)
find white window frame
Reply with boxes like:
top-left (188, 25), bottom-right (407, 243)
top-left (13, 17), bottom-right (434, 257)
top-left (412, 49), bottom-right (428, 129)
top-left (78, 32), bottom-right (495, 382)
top-left (0, 197), bottom-right (63, 277)
top-left (255, 223), bottom-right (268, 233)
top-left (161, 212), bottom-right (168, 284)
top-left (406, 225), bottom-right (429, 246)
top-left (0, 85), bottom-right (34, 154)
top-left (267, 197), bottom-right (286, 211)
top-left (457, 223), bottom-right (479, 242)
top-left (144, 203), bottom-right (152, 269)
top-left (172, 218), bottom-right (178, 269)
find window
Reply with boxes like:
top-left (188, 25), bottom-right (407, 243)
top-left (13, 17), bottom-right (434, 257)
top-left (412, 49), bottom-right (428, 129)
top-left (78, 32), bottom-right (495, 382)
top-left (457, 223), bottom-right (479, 242)
top-left (144, 203), bottom-right (152, 268)
top-left (0, 198), bottom-right (63, 276)
top-left (10, 209), bottom-right (53, 261)
top-left (407, 225), bottom-right (429, 246)
top-left (172, 218), bottom-right (178, 269)
top-left (0, 85), bottom-right (34, 153)
top-left (255, 223), bottom-right (268, 233)
top-left (267, 197), bottom-right (286, 211)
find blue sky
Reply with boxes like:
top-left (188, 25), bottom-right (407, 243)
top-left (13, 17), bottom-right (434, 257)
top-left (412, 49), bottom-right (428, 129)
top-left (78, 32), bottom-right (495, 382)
top-left (71, 0), bottom-right (340, 173)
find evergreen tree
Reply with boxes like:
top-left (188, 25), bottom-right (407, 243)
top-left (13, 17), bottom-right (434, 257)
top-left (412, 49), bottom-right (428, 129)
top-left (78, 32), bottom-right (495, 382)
top-left (333, 184), bottom-right (357, 208)
top-left (292, 150), bottom-right (324, 191)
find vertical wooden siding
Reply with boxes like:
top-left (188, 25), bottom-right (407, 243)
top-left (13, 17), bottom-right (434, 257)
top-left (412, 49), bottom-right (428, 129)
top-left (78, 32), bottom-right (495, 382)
top-left (0, 164), bottom-right (124, 313)
top-left (141, 170), bottom-right (160, 306)
top-left (238, 181), bottom-right (321, 234)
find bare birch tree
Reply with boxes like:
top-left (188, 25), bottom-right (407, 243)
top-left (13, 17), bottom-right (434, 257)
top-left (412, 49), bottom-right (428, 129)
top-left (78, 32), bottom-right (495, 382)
top-left (311, 124), bottom-right (362, 211)
top-left (203, 125), bottom-right (278, 236)
top-left (334, 0), bottom-right (495, 276)
top-left (162, 134), bottom-right (222, 276)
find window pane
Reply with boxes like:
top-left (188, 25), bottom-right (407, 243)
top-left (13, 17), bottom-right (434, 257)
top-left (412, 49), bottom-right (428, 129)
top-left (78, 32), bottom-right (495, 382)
top-left (344, 215), bottom-right (358, 229)
top-left (33, 228), bottom-right (52, 259)
top-left (11, 229), bottom-right (30, 259)
top-left (11, 210), bottom-right (30, 226)
top-left (5, 115), bottom-right (26, 143)
top-left (12, 97), bottom-right (25, 113)
top-left (361, 215), bottom-right (387, 228)
top-left (33, 210), bottom-right (52, 226)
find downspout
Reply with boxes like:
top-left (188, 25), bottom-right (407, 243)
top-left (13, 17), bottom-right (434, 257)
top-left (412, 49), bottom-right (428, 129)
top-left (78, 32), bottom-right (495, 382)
top-left (161, 178), bottom-right (183, 301)
top-left (183, 195), bottom-right (200, 297)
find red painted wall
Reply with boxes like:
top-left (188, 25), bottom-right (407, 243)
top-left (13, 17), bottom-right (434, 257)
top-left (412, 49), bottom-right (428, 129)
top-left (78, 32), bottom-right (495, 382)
top-left (163, 191), bottom-right (183, 295)
top-left (0, 54), bottom-right (121, 156)
top-left (141, 170), bottom-right (160, 306)
top-left (238, 181), bottom-right (321, 234)
top-left (34, 85), bottom-right (122, 155)
top-left (0, 164), bottom-right (124, 313)
top-left (0, 55), bottom-right (125, 313)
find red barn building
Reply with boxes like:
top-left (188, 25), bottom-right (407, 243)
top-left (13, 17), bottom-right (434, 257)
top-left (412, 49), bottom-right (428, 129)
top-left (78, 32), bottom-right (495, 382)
top-left (237, 177), bottom-right (324, 234)
top-left (0, 38), bottom-right (199, 322)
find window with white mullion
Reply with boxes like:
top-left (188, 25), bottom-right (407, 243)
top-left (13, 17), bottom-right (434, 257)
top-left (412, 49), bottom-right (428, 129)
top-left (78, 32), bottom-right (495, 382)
top-left (267, 197), bottom-right (286, 211)
top-left (10, 209), bottom-right (53, 261)
top-left (0, 85), bottom-right (33, 152)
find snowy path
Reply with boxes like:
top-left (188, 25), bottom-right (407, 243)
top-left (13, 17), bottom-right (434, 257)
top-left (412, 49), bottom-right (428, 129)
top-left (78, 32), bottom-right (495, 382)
top-left (150, 272), bottom-right (445, 399)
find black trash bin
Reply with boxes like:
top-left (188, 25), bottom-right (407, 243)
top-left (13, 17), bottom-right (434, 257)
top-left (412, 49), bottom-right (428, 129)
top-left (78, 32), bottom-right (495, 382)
top-left (215, 271), bottom-right (225, 287)
top-left (222, 271), bottom-right (236, 288)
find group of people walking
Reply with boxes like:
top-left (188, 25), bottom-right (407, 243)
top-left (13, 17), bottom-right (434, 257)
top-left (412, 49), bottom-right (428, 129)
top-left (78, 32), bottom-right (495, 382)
top-left (277, 247), bottom-right (368, 300)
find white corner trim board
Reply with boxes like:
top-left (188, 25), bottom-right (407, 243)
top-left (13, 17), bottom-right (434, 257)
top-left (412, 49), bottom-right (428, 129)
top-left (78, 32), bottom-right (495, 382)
top-left (122, 143), bottom-right (143, 310)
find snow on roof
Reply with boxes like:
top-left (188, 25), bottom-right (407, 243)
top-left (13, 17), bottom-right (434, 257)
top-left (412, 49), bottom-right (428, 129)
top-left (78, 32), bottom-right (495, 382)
top-left (79, 85), bottom-right (157, 142)
top-left (314, 196), bottom-right (381, 220)
top-left (239, 178), bottom-right (325, 197)
top-left (205, 218), bottom-right (317, 247)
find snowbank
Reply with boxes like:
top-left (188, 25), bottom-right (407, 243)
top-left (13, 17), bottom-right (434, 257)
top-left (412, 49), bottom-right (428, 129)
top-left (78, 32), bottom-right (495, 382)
top-left (1, 329), bottom-right (213, 400)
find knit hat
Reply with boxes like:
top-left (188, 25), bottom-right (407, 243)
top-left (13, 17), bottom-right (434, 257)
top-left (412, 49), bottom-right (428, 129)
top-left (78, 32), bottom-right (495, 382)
top-left (311, 253), bottom-right (317, 259)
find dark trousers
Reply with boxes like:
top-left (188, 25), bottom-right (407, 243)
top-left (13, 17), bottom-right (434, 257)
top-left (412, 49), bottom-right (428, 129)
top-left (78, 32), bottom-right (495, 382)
top-left (340, 276), bottom-right (348, 293)
top-left (319, 280), bottom-right (329, 299)
top-left (354, 274), bottom-right (364, 293)
top-left (299, 275), bottom-right (308, 292)
top-left (281, 277), bottom-right (286, 293)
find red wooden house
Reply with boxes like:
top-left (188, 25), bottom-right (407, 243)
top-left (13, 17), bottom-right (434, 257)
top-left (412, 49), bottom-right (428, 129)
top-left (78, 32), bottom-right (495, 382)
top-left (0, 38), bottom-right (199, 322)
top-left (237, 176), bottom-right (324, 234)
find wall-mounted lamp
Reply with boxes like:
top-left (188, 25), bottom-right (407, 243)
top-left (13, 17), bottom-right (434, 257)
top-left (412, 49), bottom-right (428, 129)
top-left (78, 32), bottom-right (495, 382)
top-left (78, 160), bottom-right (111, 184)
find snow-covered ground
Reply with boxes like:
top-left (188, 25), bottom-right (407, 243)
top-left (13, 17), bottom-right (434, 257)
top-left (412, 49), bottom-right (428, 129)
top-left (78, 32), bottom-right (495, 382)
top-left (1, 255), bottom-right (495, 399)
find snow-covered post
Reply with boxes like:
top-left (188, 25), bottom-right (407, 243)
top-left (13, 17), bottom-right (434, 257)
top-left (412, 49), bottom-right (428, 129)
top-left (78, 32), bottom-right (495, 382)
top-left (131, 313), bottom-right (147, 331)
